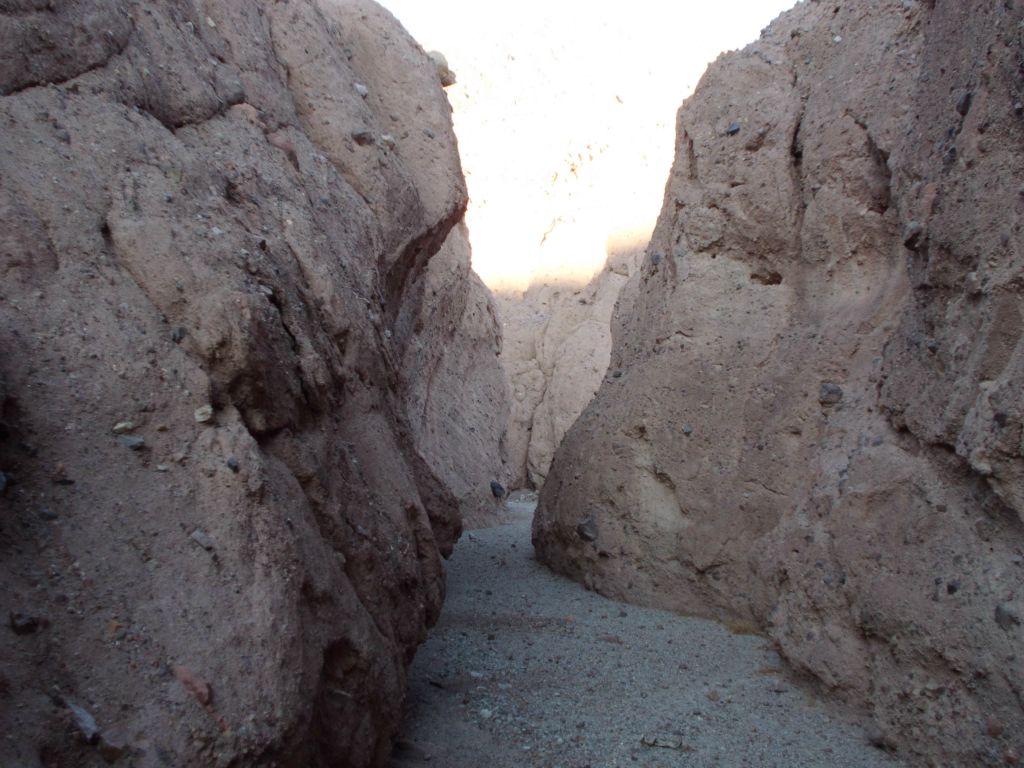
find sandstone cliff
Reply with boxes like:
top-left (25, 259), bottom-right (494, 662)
top-left (534, 1), bottom-right (1024, 764)
top-left (0, 1), bottom-right (504, 766)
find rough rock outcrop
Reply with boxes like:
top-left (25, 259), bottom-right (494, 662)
top-left (535, 1), bottom-right (1024, 764)
top-left (402, 222), bottom-right (509, 526)
top-left (0, 1), bottom-right (503, 766)
top-left (499, 249), bottom-right (640, 489)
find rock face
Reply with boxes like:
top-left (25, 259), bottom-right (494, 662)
top-left (0, 1), bottom-right (504, 766)
top-left (402, 222), bottom-right (510, 527)
top-left (535, 1), bottom-right (1024, 764)
top-left (499, 248), bottom-right (640, 489)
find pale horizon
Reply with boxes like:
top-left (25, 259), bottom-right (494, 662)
top-left (379, 0), bottom-right (800, 292)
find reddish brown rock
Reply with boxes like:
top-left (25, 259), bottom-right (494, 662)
top-left (0, 1), bottom-right (502, 766)
top-left (535, 1), bottom-right (1024, 764)
top-left (173, 666), bottom-right (212, 708)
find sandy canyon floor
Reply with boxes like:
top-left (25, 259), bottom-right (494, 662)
top-left (392, 498), bottom-right (902, 767)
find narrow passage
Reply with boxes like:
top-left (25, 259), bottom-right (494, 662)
top-left (392, 497), bottom-right (901, 767)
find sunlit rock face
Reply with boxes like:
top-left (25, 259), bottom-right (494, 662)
top-left (0, 1), bottom-right (505, 765)
top-left (535, 1), bottom-right (1024, 763)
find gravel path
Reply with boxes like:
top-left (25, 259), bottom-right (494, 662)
top-left (392, 499), bottom-right (902, 768)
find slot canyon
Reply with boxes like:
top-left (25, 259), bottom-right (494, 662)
top-left (0, 1), bottom-right (1022, 767)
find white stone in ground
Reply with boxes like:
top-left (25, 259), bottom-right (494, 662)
top-left (392, 501), bottom-right (903, 767)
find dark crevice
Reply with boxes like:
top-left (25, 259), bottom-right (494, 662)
top-left (382, 201), bottom-right (467, 327)
top-left (850, 113), bottom-right (893, 214)
top-left (788, 96), bottom-right (808, 263)
top-left (789, 111), bottom-right (804, 172)
top-left (265, 290), bottom-right (300, 356)
top-left (150, 91), bottom-right (246, 133)
top-left (263, 288), bottom-right (323, 425)
top-left (685, 130), bottom-right (698, 182)
top-left (750, 270), bottom-right (784, 286)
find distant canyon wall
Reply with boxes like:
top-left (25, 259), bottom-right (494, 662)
top-left (499, 247), bottom-right (640, 490)
top-left (535, 1), bottom-right (1024, 765)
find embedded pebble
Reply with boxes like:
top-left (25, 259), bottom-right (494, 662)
top-left (65, 699), bottom-right (100, 741)
top-left (189, 529), bottom-right (215, 551)
top-left (902, 221), bottom-right (923, 249)
top-left (819, 382), bottom-right (844, 405)
top-left (956, 91), bottom-right (973, 116)
top-left (576, 514), bottom-right (598, 542)
top-left (8, 612), bottom-right (42, 635)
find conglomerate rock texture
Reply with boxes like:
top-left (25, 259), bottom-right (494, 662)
top-left (0, 1), bottom-right (505, 766)
top-left (535, 0), bottom-right (1024, 764)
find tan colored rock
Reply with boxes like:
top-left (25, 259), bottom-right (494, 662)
top-left (401, 222), bottom-right (510, 527)
top-left (0, 1), bottom-right (498, 766)
top-left (498, 248), bottom-right (640, 489)
top-left (428, 50), bottom-right (456, 88)
top-left (535, 1), bottom-right (1024, 764)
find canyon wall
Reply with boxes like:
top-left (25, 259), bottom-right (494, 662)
top-left (499, 247), bottom-right (640, 490)
top-left (0, 1), bottom-right (504, 766)
top-left (402, 222), bottom-right (510, 526)
top-left (534, 0), bottom-right (1024, 764)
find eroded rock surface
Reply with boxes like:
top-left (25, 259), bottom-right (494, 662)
top-left (402, 222), bottom-right (509, 527)
top-left (535, 1), bottom-right (1024, 764)
top-left (0, 1), bottom-right (503, 765)
top-left (499, 249), bottom-right (640, 489)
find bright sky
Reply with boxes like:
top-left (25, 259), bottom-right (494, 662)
top-left (379, 0), bottom-right (800, 292)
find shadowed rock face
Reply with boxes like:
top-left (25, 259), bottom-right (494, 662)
top-left (535, 1), bottom-right (1024, 764)
top-left (0, 1), bottom-right (504, 765)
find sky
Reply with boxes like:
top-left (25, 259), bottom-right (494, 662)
top-left (378, 0), bottom-right (800, 292)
